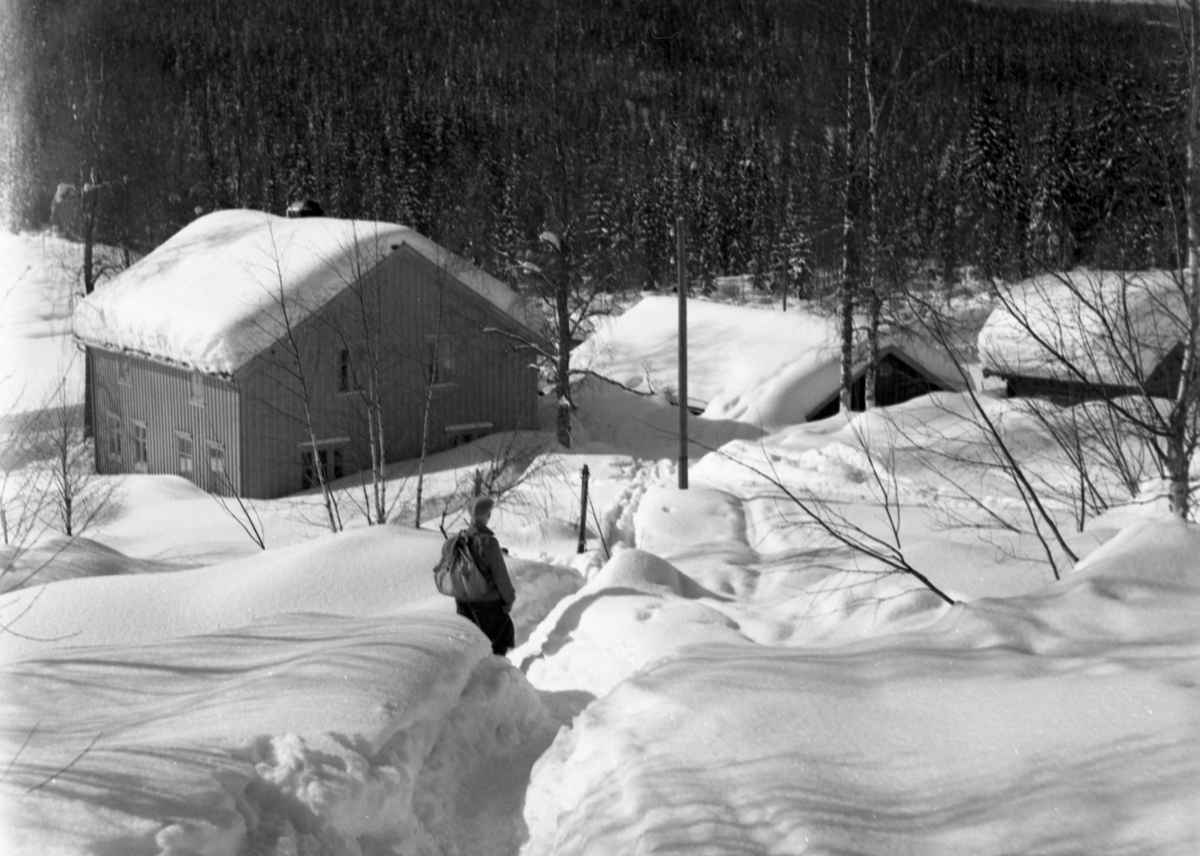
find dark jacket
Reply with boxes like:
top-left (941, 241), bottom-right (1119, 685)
top-left (465, 522), bottom-right (516, 606)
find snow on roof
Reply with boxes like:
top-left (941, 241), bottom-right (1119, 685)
top-left (72, 209), bottom-right (532, 375)
top-left (573, 296), bottom-right (961, 428)
top-left (978, 269), bottom-right (1185, 386)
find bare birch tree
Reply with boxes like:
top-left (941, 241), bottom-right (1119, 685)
top-left (253, 224), bottom-right (342, 533)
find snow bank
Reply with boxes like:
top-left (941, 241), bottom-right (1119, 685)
top-left (0, 525), bottom-right (579, 663)
top-left (978, 269), bottom-right (1183, 384)
top-left (1, 610), bottom-right (557, 856)
top-left (72, 210), bottom-right (530, 375)
top-left (514, 547), bottom-right (747, 697)
top-left (575, 297), bottom-right (961, 428)
top-left (570, 376), bottom-right (760, 459)
top-left (522, 516), bottom-right (1200, 856)
top-left (632, 485), bottom-right (748, 562)
top-left (0, 535), bottom-right (182, 593)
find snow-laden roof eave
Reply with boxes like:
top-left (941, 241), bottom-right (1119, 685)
top-left (73, 333), bottom-right (237, 380)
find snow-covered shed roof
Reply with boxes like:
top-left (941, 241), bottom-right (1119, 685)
top-left (73, 210), bottom-right (533, 376)
top-left (977, 269), bottom-right (1185, 386)
top-left (573, 297), bottom-right (962, 429)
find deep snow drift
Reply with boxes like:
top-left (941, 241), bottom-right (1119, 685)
top-left (521, 518), bottom-right (1200, 856)
top-left (4, 247), bottom-right (1199, 856)
top-left (3, 611), bottom-right (557, 856)
top-left (0, 526), bottom-right (582, 856)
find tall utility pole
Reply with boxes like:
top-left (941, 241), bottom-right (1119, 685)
top-left (677, 216), bottom-right (689, 489)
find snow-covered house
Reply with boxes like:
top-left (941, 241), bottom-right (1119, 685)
top-left (978, 270), bottom-right (1184, 404)
top-left (73, 210), bottom-right (539, 499)
top-left (573, 297), bottom-right (961, 429)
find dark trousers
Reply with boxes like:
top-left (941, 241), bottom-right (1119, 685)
top-left (455, 599), bottom-right (516, 656)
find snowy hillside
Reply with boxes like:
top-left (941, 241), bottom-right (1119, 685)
top-left (0, 231), bottom-right (108, 416)
top-left (2, 235), bottom-right (1198, 855)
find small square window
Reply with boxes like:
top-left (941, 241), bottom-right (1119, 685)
top-left (177, 432), bottom-right (194, 478)
top-left (131, 421), bottom-right (148, 471)
top-left (189, 371), bottom-right (205, 406)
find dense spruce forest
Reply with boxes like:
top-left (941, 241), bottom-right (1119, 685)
top-left (0, 0), bottom-right (1184, 294)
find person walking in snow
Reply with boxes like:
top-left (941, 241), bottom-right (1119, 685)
top-left (457, 495), bottom-right (517, 656)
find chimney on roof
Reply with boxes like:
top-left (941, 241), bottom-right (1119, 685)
top-left (286, 199), bottom-right (324, 218)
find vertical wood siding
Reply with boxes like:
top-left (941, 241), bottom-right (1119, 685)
top-left (237, 245), bottom-right (538, 499)
top-left (90, 347), bottom-right (241, 495)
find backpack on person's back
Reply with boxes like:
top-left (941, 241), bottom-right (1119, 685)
top-left (432, 530), bottom-right (493, 602)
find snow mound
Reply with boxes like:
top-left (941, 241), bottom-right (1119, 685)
top-left (513, 547), bottom-right (745, 697)
top-left (72, 210), bottom-right (530, 375)
top-left (0, 526), bottom-right (583, 664)
top-left (1, 610), bottom-right (557, 856)
top-left (1072, 515), bottom-right (1199, 584)
top-left (522, 518), bottom-right (1200, 855)
top-left (570, 377), bottom-right (760, 459)
top-left (589, 547), bottom-right (714, 599)
top-left (0, 536), bottom-right (184, 593)
top-left (632, 486), bottom-right (749, 562)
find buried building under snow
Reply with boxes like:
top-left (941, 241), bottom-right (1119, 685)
top-left (978, 269), bottom-right (1185, 404)
top-left (573, 296), bottom-right (963, 428)
top-left (73, 209), bottom-right (540, 499)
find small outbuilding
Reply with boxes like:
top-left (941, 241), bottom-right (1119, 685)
top-left (573, 297), bottom-right (962, 429)
top-left (73, 209), bottom-right (540, 498)
top-left (978, 270), bottom-right (1184, 404)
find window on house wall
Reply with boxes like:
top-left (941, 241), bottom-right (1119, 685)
top-left (425, 336), bottom-right (454, 385)
top-left (106, 412), bottom-right (122, 462)
top-left (176, 432), bottom-right (194, 479)
top-left (338, 349), bottom-right (363, 393)
top-left (131, 421), bottom-right (148, 471)
top-left (190, 371), bottom-right (205, 406)
top-left (207, 442), bottom-right (225, 487)
top-left (118, 356), bottom-right (131, 385)
top-left (302, 447), bottom-right (345, 488)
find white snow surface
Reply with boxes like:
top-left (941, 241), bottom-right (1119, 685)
top-left (978, 268), bottom-right (1184, 384)
top-left (5, 240), bottom-right (1200, 856)
top-left (521, 517), bottom-right (1200, 856)
top-left (0, 526), bottom-right (576, 856)
top-left (71, 210), bottom-right (531, 376)
top-left (0, 231), bottom-right (101, 414)
top-left (575, 296), bottom-right (962, 428)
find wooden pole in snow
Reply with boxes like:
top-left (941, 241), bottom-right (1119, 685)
top-left (577, 464), bottom-right (590, 553)
top-left (677, 216), bottom-right (689, 490)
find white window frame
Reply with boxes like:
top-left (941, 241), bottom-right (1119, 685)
top-left (131, 420), bottom-right (149, 472)
top-left (176, 431), bottom-right (194, 479)
top-left (106, 411), bottom-right (122, 462)
top-left (189, 370), bottom-right (205, 407)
